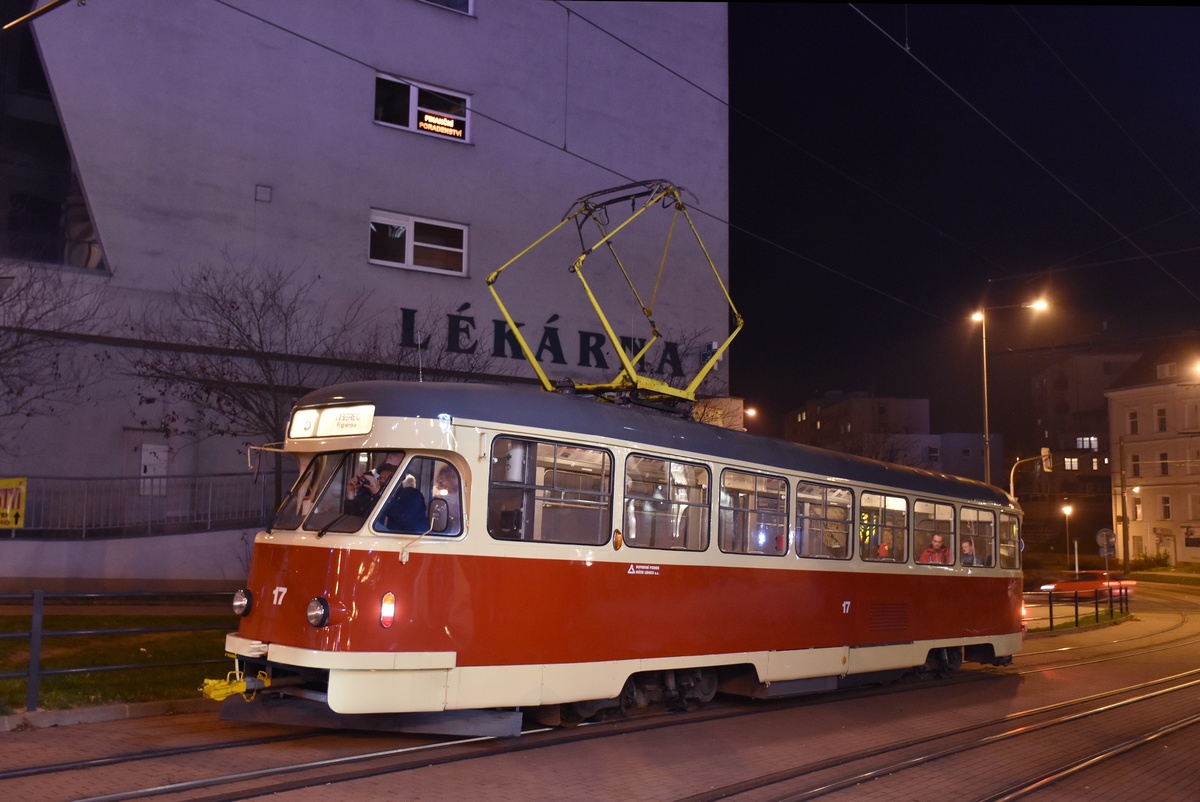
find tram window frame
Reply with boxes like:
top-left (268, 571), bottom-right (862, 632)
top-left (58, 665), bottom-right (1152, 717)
top-left (999, 512), bottom-right (1021, 569)
top-left (373, 456), bottom-right (464, 537)
top-left (623, 454), bottom-right (710, 552)
top-left (859, 492), bottom-right (908, 563)
top-left (914, 499), bottom-right (955, 565)
top-left (959, 507), bottom-right (997, 568)
top-left (718, 469), bottom-right (788, 556)
top-left (486, 436), bottom-right (613, 546)
top-left (795, 481), bottom-right (853, 560)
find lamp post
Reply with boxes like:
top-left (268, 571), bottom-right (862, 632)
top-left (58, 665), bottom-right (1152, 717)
top-left (971, 298), bottom-right (1047, 485)
top-left (1062, 504), bottom-right (1074, 573)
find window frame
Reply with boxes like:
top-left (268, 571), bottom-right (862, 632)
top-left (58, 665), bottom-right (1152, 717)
top-left (374, 73), bottom-right (470, 142)
top-left (486, 436), bottom-right (614, 546)
top-left (718, 468), bottom-right (788, 556)
top-left (369, 208), bottom-right (469, 276)
top-left (914, 499), bottom-right (955, 565)
top-left (795, 481), bottom-right (854, 560)
top-left (959, 506), bottom-right (997, 568)
top-left (623, 453), bottom-right (710, 552)
top-left (859, 492), bottom-right (908, 563)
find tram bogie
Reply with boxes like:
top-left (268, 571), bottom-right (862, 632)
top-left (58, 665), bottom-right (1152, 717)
top-left (204, 381), bottom-right (1025, 737)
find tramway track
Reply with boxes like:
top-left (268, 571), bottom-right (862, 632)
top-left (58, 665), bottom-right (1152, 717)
top-left (678, 670), bottom-right (1200, 801)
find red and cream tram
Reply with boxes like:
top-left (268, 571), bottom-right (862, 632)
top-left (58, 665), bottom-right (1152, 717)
top-left (206, 381), bottom-right (1023, 736)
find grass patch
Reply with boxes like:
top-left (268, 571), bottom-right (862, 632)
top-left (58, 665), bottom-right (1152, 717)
top-left (1026, 610), bottom-right (1131, 634)
top-left (0, 614), bottom-right (233, 714)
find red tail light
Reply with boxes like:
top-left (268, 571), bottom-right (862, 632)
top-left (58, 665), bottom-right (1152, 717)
top-left (381, 592), bottom-right (396, 628)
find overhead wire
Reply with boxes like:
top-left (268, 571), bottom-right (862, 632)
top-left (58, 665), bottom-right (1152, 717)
top-left (849, 3), bottom-right (1200, 306)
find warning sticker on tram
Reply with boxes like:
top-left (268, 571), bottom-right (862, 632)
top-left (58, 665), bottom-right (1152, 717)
top-left (0, 477), bottom-right (27, 528)
top-left (627, 564), bottom-right (660, 576)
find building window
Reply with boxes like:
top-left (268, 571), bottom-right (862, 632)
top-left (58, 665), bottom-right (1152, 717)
top-left (369, 209), bottom-right (468, 275)
top-left (1161, 495), bottom-right (1172, 520)
top-left (1131, 454), bottom-right (1141, 478)
top-left (1160, 452), bottom-right (1170, 476)
top-left (1092, 458), bottom-right (1099, 471)
top-left (927, 446), bottom-right (940, 463)
top-left (374, 74), bottom-right (469, 141)
top-left (1156, 407), bottom-right (1168, 433)
top-left (961, 448), bottom-right (971, 458)
top-left (1064, 457), bottom-right (1079, 471)
top-left (1075, 436), bottom-right (1098, 451)
top-left (1157, 362), bottom-right (1178, 379)
top-left (1128, 411), bottom-right (1139, 435)
top-left (1132, 497), bottom-right (1142, 521)
top-left (420, 0), bottom-right (474, 14)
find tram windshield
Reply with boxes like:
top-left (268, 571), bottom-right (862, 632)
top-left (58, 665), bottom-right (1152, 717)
top-left (274, 450), bottom-right (405, 534)
top-left (272, 450), bottom-right (464, 538)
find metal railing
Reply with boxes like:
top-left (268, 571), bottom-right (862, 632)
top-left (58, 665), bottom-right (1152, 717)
top-left (4, 472), bottom-right (295, 539)
top-left (0, 590), bottom-right (234, 712)
top-left (1022, 586), bottom-right (1130, 631)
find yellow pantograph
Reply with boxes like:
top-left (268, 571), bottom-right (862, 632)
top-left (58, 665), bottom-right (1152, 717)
top-left (487, 180), bottom-right (742, 403)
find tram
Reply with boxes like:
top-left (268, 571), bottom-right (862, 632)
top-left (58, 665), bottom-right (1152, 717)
top-left (204, 380), bottom-right (1023, 737)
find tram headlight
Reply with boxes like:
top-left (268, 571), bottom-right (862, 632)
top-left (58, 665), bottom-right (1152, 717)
top-left (306, 597), bottom-right (330, 627)
top-left (232, 588), bottom-right (253, 617)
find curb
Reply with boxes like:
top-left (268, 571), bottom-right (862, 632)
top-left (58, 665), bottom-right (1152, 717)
top-left (0, 697), bottom-right (213, 732)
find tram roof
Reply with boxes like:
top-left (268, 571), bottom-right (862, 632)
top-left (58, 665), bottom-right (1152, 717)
top-left (297, 381), bottom-right (1015, 509)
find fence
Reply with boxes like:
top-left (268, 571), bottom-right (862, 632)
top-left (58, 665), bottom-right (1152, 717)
top-left (1022, 586), bottom-right (1131, 631)
top-left (0, 590), bottom-right (233, 713)
top-left (5, 471), bottom-right (295, 539)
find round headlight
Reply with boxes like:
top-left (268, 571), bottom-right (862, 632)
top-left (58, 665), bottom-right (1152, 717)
top-left (306, 597), bottom-right (330, 627)
top-left (232, 588), bottom-right (253, 617)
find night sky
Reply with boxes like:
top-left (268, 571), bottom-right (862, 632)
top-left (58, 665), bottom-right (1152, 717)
top-left (727, 4), bottom-right (1200, 438)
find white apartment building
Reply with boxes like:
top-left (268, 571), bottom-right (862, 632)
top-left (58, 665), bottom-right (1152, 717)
top-left (1106, 338), bottom-right (1200, 565)
top-left (2, 1), bottom-right (730, 484)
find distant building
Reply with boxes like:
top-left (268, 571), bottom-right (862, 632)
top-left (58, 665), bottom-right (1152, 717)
top-left (1105, 337), bottom-right (1200, 565)
top-left (1011, 350), bottom-right (1141, 553)
top-left (783, 392), bottom-right (998, 482)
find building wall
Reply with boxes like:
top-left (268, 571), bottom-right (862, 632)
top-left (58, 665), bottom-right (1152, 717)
top-left (1107, 345), bottom-right (1200, 565)
top-left (9, 1), bottom-right (730, 478)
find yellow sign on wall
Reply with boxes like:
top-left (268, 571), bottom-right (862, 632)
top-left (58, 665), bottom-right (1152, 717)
top-left (0, 478), bottom-right (27, 528)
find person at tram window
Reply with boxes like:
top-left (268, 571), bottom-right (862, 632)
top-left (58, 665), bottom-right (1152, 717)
top-left (919, 534), bottom-right (951, 564)
top-left (960, 538), bottom-right (979, 566)
top-left (347, 463), bottom-right (397, 517)
top-left (380, 474), bottom-right (428, 533)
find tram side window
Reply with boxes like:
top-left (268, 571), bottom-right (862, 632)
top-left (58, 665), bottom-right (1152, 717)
top-left (487, 437), bottom-right (612, 545)
top-left (960, 507), bottom-right (996, 568)
top-left (796, 481), bottom-right (852, 559)
top-left (374, 457), bottom-right (463, 536)
top-left (624, 454), bottom-right (709, 551)
top-left (999, 512), bottom-right (1020, 569)
top-left (914, 500), bottom-right (955, 565)
top-left (860, 492), bottom-right (908, 563)
top-left (719, 470), bottom-right (787, 556)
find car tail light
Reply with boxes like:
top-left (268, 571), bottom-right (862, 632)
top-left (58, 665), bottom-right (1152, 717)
top-left (381, 592), bottom-right (396, 628)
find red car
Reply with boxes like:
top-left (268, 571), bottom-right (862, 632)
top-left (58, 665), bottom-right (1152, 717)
top-left (1040, 571), bottom-right (1135, 595)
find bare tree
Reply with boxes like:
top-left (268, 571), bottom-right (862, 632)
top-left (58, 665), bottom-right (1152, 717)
top-left (0, 262), bottom-right (108, 453)
top-left (129, 260), bottom-right (511, 503)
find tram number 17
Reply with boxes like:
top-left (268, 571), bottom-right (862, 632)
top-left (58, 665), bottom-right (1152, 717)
top-left (841, 601), bottom-right (851, 614)
top-left (273, 586), bottom-right (288, 605)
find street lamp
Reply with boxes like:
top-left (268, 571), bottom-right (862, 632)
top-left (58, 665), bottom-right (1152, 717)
top-left (1062, 504), bottom-right (1074, 573)
top-left (971, 298), bottom-right (1048, 485)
